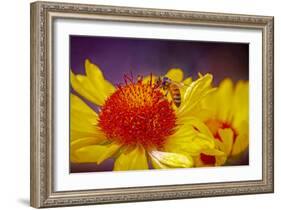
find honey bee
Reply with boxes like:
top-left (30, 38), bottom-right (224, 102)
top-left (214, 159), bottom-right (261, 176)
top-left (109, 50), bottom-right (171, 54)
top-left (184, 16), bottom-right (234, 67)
top-left (156, 76), bottom-right (183, 107)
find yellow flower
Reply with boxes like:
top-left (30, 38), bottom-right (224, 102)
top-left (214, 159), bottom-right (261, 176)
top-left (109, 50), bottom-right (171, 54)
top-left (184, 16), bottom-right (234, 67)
top-left (70, 59), bottom-right (217, 171)
top-left (192, 78), bottom-right (249, 166)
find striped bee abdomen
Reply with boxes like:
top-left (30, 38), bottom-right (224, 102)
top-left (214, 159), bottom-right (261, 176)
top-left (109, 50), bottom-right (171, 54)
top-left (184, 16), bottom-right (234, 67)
top-left (169, 84), bottom-right (181, 107)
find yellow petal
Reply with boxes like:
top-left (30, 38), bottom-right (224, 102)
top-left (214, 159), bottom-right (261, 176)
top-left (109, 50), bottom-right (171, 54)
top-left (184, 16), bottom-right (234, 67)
top-left (232, 121), bottom-right (249, 156)
top-left (199, 79), bottom-right (233, 122)
top-left (150, 150), bottom-right (193, 168)
top-left (165, 135), bottom-right (215, 156)
top-left (178, 74), bottom-right (215, 116)
top-left (96, 143), bottom-right (121, 164)
top-left (150, 155), bottom-right (170, 169)
top-left (165, 68), bottom-right (184, 82)
top-left (74, 143), bottom-right (120, 164)
top-left (176, 116), bottom-right (213, 138)
top-left (113, 146), bottom-right (148, 171)
top-left (195, 93), bottom-right (217, 121)
top-left (142, 74), bottom-right (157, 84)
top-left (71, 93), bottom-right (97, 116)
top-left (70, 94), bottom-right (104, 141)
top-left (71, 137), bottom-right (105, 152)
top-left (71, 72), bottom-right (102, 105)
top-left (216, 79), bottom-right (234, 122)
top-left (195, 149), bottom-right (226, 167)
top-left (186, 106), bottom-right (214, 122)
top-left (71, 59), bottom-right (115, 106)
top-left (73, 145), bottom-right (104, 163)
top-left (206, 149), bottom-right (227, 166)
top-left (164, 120), bottom-right (215, 156)
top-left (218, 128), bottom-right (234, 156)
top-left (85, 59), bottom-right (115, 98)
top-left (232, 81), bottom-right (249, 128)
top-left (183, 77), bottom-right (192, 86)
top-left (70, 137), bottom-right (107, 162)
top-left (198, 72), bottom-right (203, 77)
top-left (71, 111), bottom-right (96, 133)
top-left (71, 130), bottom-right (100, 142)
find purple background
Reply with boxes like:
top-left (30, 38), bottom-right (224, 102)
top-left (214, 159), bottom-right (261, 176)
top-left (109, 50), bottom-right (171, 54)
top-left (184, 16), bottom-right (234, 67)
top-left (70, 35), bottom-right (249, 173)
top-left (70, 36), bottom-right (249, 85)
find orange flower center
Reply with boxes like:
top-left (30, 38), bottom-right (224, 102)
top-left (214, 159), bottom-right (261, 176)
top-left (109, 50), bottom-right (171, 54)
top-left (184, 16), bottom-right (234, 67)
top-left (98, 79), bottom-right (176, 149)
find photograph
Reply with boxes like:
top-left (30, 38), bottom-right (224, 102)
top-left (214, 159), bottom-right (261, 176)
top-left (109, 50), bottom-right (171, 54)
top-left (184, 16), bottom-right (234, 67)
top-left (70, 36), bottom-right (249, 173)
top-left (30, 1), bottom-right (273, 207)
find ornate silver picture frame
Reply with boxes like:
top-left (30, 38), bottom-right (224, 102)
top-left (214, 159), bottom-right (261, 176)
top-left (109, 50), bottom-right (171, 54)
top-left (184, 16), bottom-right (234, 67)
top-left (30, 1), bottom-right (274, 208)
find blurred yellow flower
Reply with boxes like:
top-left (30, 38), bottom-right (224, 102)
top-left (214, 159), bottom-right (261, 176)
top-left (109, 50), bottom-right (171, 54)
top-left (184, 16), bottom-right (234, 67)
top-left (192, 78), bottom-right (249, 166)
top-left (70, 59), bottom-right (217, 171)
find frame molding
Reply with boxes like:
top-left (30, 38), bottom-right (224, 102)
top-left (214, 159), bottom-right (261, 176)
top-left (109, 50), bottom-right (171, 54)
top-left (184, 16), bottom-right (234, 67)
top-left (30, 1), bottom-right (274, 208)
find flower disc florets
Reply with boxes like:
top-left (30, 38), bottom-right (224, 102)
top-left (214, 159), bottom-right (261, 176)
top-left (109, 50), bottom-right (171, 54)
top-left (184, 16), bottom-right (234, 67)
top-left (98, 79), bottom-right (176, 149)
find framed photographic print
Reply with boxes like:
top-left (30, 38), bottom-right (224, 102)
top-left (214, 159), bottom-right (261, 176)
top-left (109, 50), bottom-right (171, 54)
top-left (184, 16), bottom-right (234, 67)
top-left (30, 1), bottom-right (274, 208)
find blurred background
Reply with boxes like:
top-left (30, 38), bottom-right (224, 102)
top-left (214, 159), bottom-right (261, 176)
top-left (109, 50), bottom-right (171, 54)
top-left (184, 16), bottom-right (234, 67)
top-left (70, 35), bottom-right (249, 173)
top-left (70, 36), bottom-right (249, 85)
